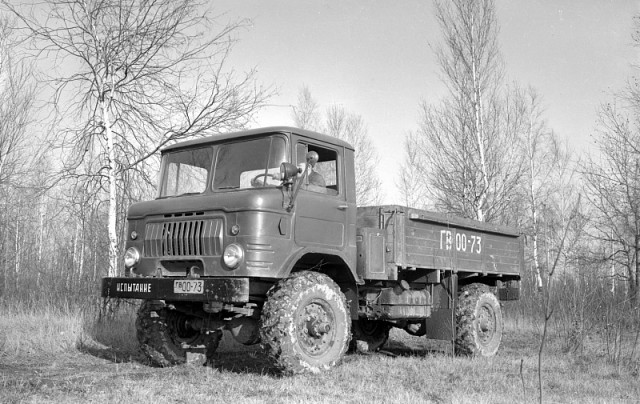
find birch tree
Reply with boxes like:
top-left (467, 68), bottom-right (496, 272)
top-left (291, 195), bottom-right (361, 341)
top-left (397, 130), bottom-right (430, 209)
top-left (7, 0), bottom-right (270, 277)
top-left (511, 85), bottom-right (580, 293)
top-left (403, 0), bottom-right (527, 223)
top-left (292, 85), bottom-right (322, 131)
top-left (432, 0), bottom-right (502, 221)
top-left (583, 100), bottom-right (640, 301)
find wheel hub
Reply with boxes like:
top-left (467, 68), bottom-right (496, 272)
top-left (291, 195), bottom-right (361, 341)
top-left (477, 304), bottom-right (496, 343)
top-left (297, 300), bottom-right (335, 356)
top-left (307, 320), bottom-right (331, 337)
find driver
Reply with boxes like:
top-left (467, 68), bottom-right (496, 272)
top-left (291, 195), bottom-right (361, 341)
top-left (308, 169), bottom-right (326, 188)
top-left (305, 167), bottom-right (326, 193)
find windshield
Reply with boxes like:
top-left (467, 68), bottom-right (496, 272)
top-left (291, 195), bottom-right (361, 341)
top-left (213, 136), bottom-right (287, 190)
top-left (159, 147), bottom-right (213, 197)
top-left (158, 136), bottom-right (288, 197)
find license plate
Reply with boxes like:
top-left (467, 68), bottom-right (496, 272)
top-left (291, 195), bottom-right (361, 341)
top-left (174, 280), bottom-right (204, 294)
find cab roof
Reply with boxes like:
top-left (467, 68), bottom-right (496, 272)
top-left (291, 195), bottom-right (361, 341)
top-left (161, 126), bottom-right (355, 153)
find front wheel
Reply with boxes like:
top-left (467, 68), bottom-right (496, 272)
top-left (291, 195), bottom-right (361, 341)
top-left (455, 283), bottom-right (503, 357)
top-left (136, 300), bottom-right (222, 367)
top-left (260, 271), bottom-right (351, 374)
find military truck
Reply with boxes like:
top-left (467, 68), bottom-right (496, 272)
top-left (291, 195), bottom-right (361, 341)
top-left (102, 127), bottom-right (522, 374)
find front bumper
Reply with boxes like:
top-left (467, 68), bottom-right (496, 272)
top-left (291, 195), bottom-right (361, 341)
top-left (101, 277), bottom-right (249, 303)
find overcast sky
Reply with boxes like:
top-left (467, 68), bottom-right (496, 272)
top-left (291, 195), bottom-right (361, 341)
top-left (217, 0), bottom-right (639, 204)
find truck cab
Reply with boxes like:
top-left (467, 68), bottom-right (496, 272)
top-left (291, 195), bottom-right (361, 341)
top-left (121, 127), bottom-right (357, 282)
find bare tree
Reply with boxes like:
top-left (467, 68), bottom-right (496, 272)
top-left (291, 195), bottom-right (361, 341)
top-left (6, 0), bottom-right (271, 276)
top-left (404, 0), bottom-right (529, 223)
top-left (583, 99), bottom-right (640, 301)
top-left (325, 105), bottom-right (382, 205)
top-left (408, 98), bottom-right (481, 217)
top-left (0, 17), bottom-right (39, 296)
top-left (0, 18), bottom-right (35, 188)
top-left (406, 91), bottom-right (525, 223)
top-left (397, 130), bottom-right (430, 209)
top-left (292, 85), bottom-right (322, 131)
top-left (432, 0), bottom-right (503, 221)
top-left (291, 87), bottom-right (383, 205)
top-left (514, 86), bottom-right (568, 290)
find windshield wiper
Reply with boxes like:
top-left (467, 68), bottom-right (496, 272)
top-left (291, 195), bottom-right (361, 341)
top-left (216, 186), bottom-right (239, 190)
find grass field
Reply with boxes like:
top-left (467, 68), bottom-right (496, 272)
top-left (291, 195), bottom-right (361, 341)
top-left (1, 302), bottom-right (639, 404)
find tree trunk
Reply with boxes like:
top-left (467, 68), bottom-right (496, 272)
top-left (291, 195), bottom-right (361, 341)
top-left (14, 213), bottom-right (19, 293)
top-left (71, 219), bottom-right (79, 289)
top-left (1, 200), bottom-right (7, 295)
top-left (102, 99), bottom-right (118, 278)
top-left (527, 116), bottom-right (543, 292)
top-left (93, 235), bottom-right (98, 284)
top-left (37, 194), bottom-right (45, 288)
top-left (634, 234), bottom-right (639, 305)
top-left (79, 218), bottom-right (85, 289)
top-left (470, 15), bottom-right (489, 222)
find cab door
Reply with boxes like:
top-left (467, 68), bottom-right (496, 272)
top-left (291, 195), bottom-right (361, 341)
top-left (293, 141), bottom-right (348, 251)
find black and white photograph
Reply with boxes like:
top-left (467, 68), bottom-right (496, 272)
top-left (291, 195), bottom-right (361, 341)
top-left (1, 1), bottom-right (639, 403)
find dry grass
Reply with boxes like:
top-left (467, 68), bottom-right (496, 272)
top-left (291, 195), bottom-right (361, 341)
top-left (0, 304), bottom-right (85, 360)
top-left (1, 302), bottom-right (639, 404)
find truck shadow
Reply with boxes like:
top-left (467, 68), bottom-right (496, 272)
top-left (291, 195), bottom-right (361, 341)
top-left (79, 328), bottom-right (451, 376)
top-left (378, 337), bottom-right (453, 357)
top-left (79, 341), bottom-right (281, 375)
top-left (207, 349), bottom-right (279, 375)
top-left (78, 342), bottom-right (145, 365)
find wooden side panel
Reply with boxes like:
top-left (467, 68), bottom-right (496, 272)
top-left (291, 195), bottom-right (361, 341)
top-left (356, 205), bottom-right (522, 277)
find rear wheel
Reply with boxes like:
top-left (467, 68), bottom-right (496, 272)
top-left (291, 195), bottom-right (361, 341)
top-left (350, 319), bottom-right (391, 353)
top-left (455, 283), bottom-right (503, 356)
top-left (136, 300), bottom-right (222, 367)
top-left (260, 271), bottom-right (351, 374)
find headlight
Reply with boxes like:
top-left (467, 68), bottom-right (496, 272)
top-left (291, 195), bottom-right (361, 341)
top-left (223, 243), bottom-right (244, 269)
top-left (124, 247), bottom-right (141, 268)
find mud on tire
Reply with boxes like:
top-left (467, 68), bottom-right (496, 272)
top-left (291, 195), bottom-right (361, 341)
top-left (260, 271), bottom-right (351, 374)
top-left (136, 300), bottom-right (221, 367)
top-left (455, 283), bottom-right (503, 357)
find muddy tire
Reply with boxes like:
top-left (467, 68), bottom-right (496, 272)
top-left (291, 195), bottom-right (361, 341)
top-left (350, 319), bottom-right (391, 353)
top-left (260, 271), bottom-right (351, 374)
top-left (136, 300), bottom-right (222, 367)
top-left (455, 283), bottom-right (503, 357)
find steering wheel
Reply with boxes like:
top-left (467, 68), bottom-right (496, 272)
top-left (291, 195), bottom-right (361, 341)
top-left (251, 173), bottom-right (277, 187)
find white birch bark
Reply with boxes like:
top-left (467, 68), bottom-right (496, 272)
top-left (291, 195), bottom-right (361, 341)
top-left (470, 14), bottom-right (489, 222)
top-left (103, 98), bottom-right (118, 278)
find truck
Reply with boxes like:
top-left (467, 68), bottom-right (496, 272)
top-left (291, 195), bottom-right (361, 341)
top-left (101, 126), bottom-right (522, 374)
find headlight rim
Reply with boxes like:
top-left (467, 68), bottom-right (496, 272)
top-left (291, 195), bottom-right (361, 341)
top-left (124, 247), bottom-right (141, 269)
top-left (223, 243), bottom-right (244, 269)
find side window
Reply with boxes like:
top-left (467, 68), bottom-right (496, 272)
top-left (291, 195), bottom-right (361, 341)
top-left (296, 143), bottom-right (339, 195)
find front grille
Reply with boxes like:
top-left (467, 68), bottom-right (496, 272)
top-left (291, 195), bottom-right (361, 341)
top-left (144, 219), bottom-right (223, 257)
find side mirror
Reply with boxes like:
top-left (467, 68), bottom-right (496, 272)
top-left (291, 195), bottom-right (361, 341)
top-left (280, 162), bottom-right (301, 182)
top-left (281, 152), bottom-right (319, 212)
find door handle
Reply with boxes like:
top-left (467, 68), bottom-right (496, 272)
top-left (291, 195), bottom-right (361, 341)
top-left (337, 205), bottom-right (349, 210)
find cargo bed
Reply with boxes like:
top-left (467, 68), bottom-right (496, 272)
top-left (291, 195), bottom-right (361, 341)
top-left (356, 205), bottom-right (523, 282)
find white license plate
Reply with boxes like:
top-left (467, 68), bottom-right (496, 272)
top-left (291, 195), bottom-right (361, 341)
top-left (174, 280), bottom-right (204, 294)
